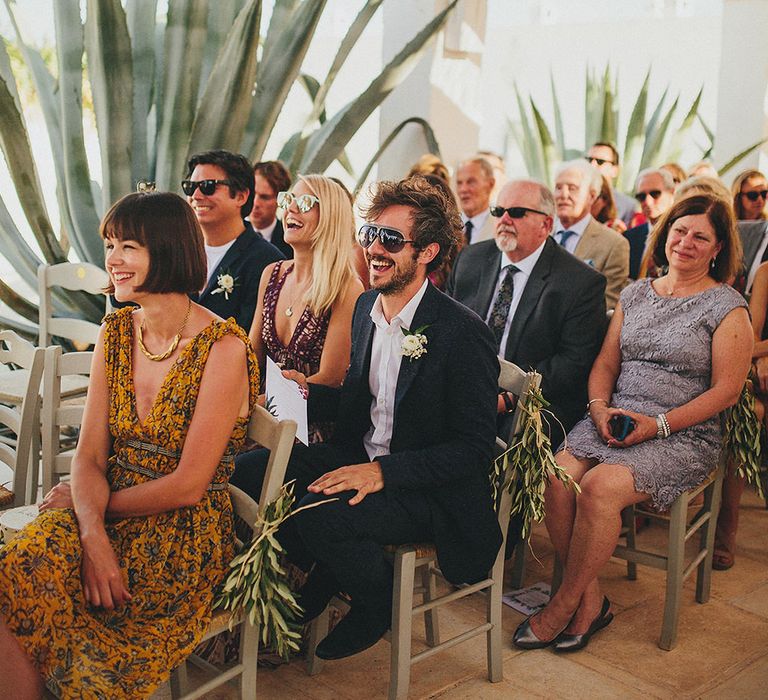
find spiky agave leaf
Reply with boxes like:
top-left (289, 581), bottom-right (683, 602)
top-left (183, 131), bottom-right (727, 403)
top-left (665, 86), bottom-right (702, 164)
top-left (641, 95), bottom-right (678, 169)
top-left (550, 70), bottom-right (565, 161)
top-left (511, 83), bottom-right (544, 180)
top-left (619, 68), bottom-right (650, 192)
top-left (530, 98), bottom-right (556, 186)
top-left (718, 138), bottom-right (768, 177)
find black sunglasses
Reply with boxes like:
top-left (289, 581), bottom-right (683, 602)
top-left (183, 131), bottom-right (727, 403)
top-left (181, 179), bottom-right (232, 196)
top-left (742, 190), bottom-right (768, 201)
top-left (585, 156), bottom-right (615, 167)
top-left (489, 206), bottom-right (547, 219)
top-left (635, 190), bottom-right (662, 202)
top-left (357, 224), bottom-right (418, 254)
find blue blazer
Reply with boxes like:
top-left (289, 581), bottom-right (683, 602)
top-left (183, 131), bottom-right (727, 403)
top-left (309, 283), bottom-right (502, 585)
top-left (625, 222), bottom-right (650, 279)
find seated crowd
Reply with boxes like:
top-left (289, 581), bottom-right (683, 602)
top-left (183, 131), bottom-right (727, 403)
top-left (0, 143), bottom-right (764, 697)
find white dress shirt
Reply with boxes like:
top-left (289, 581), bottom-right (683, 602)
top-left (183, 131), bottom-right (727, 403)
top-left (486, 241), bottom-right (546, 354)
top-left (363, 279), bottom-right (429, 460)
top-left (462, 210), bottom-right (491, 244)
top-left (553, 214), bottom-right (591, 254)
top-left (255, 217), bottom-right (278, 243)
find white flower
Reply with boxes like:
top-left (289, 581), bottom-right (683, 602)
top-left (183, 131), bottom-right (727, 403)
top-left (401, 332), bottom-right (428, 360)
top-left (211, 272), bottom-right (237, 300)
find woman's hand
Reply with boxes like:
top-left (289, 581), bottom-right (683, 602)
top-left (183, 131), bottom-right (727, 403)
top-left (282, 369), bottom-right (309, 398)
top-left (39, 482), bottom-right (73, 511)
top-left (81, 532), bottom-right (132, 610)
top-left (589, 403), bottom-right (613, 443)
top-left (604, 407), bottom-right (658, 448)
top-left (755, 356), bottom-right (768, 395)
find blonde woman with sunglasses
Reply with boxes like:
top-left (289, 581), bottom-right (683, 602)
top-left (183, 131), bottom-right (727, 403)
top-left (247, 174), bottom-right (363, 443)
top-left (732, 169), bottom-right (768, 221)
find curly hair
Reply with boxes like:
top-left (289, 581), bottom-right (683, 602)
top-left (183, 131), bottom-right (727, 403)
top-left (360, 176), bottom-right (461, 273)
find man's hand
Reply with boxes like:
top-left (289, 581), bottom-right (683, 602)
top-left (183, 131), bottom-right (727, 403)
top-left (308, 461), bottom-right (384, 505)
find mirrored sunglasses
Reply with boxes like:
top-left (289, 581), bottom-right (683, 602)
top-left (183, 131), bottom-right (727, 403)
top-left (181, 179), bottom-right (232, 196)
top-left (635, 190), bottom-right (662, 202)
top-left (277, 191), bottom-right (321, 213)
top-left (742, 190), bottom-right (768, 201)
top-left (357, 224), bottom-right (418, 254)
top-left (489, 206), bottom-right (547, 219)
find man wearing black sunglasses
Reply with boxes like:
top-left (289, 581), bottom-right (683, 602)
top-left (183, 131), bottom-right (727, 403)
top-left (231, 177), bottom-right (501, 661)
top-left (624, 168), bottom-right (675, 278)
top-left (184, 150), bottom-right (283, 331)
top-left (586, 142), bottom-right (638, 227)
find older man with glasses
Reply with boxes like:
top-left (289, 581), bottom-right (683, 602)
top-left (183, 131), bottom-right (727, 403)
top-left (585, 142), bottom-right (638, 227)
top-left (624, 168), bottom-right (676, 279)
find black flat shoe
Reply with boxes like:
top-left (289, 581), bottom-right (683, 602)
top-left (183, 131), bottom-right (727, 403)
top-left (553, 596), bottom-right (613, 653)
top-left (513, 613), bottom-right (565, 650)
top-left (314, 604), bottom-right (390, 660)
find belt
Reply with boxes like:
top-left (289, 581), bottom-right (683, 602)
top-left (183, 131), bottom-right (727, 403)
top-left (124, 438), bottom-right (234, 464)
top-left (115, 457), bottom-right (228, 492)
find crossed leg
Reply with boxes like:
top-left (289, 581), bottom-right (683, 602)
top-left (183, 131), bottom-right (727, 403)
top-left (0, 615), bottom-right (42, 699)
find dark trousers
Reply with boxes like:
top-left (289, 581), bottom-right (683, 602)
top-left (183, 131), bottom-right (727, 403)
top-left (231, 443), bottom-right (433, 612)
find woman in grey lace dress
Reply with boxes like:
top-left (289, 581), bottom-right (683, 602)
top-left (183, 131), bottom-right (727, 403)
top-left (514, 195), bottom-right (752, 652)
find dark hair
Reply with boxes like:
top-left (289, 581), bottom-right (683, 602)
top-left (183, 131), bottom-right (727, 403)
top-left (253, 160), bottom-right (292, 197)
top-left (591, 141), bottom-right (620, 166)
top-left (186, 149), bottom-right (254, 216)
top-left (361, 176), bottom-right (461, 273)
top-left (100, 192), bottom-right (206, 294)
top-left (649, 194), bottom-right (742, 282)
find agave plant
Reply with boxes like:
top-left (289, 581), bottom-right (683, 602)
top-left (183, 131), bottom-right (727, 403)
top-left (509, 64), bottom-right (764, 193)
top-left (0, 0), bottom-right (455, 334)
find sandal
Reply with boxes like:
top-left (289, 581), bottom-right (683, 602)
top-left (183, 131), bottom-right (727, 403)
top-left (712, 549), bottom-right (734, 571)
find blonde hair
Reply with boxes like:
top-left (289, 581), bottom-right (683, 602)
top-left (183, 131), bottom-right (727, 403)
top-left (731, 168), bottom-right (768, 220)
top-left (298, 174), bottom-right (357, 316)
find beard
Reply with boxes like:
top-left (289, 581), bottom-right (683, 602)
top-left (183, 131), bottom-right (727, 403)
top-left (368, 249), bottom-right (420, 295)
top-left (494, 232), bottom-right (518, 254)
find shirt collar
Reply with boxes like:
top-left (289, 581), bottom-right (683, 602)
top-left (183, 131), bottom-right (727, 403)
top-left (462, 209), bottom-right (491, 230)
top-left (554, 213), bottom-right (591, 236)
top-left (498, 239), bottom-right (546, 277)
top-left (370, 278), bottom-right (429, 331)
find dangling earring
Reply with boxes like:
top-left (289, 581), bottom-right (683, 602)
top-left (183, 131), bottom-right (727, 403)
top-left (710, 256), bottom-right (717, 270)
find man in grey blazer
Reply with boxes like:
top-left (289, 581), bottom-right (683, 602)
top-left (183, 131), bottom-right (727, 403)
top-left (446, 179), bottom-right (607, 446)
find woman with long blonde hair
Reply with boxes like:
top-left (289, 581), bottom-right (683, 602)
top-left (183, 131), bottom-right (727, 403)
top-left (731, 168), bottom-right (768, 221)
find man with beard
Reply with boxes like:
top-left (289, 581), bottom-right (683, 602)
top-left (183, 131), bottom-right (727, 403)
top-left (447, 180), bottom-right (607, 446)
top-left (231, 177), bottom-right (501, 660)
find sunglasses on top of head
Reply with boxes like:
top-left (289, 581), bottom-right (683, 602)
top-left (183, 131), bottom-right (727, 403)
top-left (635, 190), bottom-right (662, 202)
top-left (277, 191), bottom-right (321, 213)
top-left (357, 224), bottom-right (419, 254)
top-left (742, 190), bottom-right (768, 201)
top-left (181, 179), bottom-right (232, 196)
top-left (489, 205), bottom-right (547, 219)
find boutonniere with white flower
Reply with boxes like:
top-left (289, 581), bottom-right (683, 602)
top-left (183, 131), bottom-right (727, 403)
top-left (211, 270), bottom-right (239, 300)
top-left (400, 324), bottom-right (430, 361)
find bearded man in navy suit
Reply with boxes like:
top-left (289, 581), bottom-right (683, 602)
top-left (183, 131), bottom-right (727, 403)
top-left (232, 177), bottom-right (501, 660)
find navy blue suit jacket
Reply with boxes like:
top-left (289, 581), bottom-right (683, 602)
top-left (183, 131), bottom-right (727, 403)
top-left (625, 222), bottom-right (650, 279)
top-left (309, 283), bottom-right (502, 585)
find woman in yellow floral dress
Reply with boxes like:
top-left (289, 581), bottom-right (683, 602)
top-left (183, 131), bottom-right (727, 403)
top-left (0, 191), bottom-right (258, 699)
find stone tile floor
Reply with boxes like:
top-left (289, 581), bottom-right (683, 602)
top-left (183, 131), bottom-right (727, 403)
top-left (156, 486), bottom-right (768, 699)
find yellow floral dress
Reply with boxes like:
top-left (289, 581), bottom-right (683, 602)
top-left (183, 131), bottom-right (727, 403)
top-left (0, 307), bottom-right (258, 699)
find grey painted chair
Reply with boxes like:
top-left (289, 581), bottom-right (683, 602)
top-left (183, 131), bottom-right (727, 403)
top-left (306, 360), bottom-right (541, 700)
top-left (169, 404), bottom-right (297, 700)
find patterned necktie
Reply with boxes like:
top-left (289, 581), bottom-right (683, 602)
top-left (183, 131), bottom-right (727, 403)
top-left (487, 265), bottom-right (519, 349)
top-left (558, 230), bottom-right (576, 247)
top-left (464, 220), bottom-right (474, 245)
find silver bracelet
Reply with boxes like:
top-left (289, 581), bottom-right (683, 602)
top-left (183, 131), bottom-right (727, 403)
top-left (587, 398), bottom-right (608, 410)
top-left (656, 413), bottom-right (671, 439)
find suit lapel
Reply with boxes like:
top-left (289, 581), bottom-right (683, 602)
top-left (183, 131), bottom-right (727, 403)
top-left (477, 245), bottom-right (502, 317)
top-left (573, 219), bottom-right (598, 259)
top-left (199, 228), bottom-right (250, 300)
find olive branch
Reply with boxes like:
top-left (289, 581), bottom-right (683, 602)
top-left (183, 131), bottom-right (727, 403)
top-left (723, 380), bottom-right (764, 499)
top-left (216, 481), bottom-right (337, 660)
top-left (492, 385), bottom-right (580, 540)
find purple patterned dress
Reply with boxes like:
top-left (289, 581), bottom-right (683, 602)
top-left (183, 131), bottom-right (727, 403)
top-left (262, 261), bottom-right (332, 443)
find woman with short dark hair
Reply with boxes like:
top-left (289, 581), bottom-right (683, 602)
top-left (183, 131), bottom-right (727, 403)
top-left (0, 191), bottom-right (258, 698)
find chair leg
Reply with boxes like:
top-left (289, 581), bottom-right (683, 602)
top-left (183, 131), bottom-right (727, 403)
top-left (169, 662), bottom-right (188, 699)
top-left (421, 564), bottom-right (440, 647)
top-left (623, 506), bottom-right (638, 581)
top-left (389, 548), bottom-right (416, 700)
top-left (486, 552), bottom-right (505, 683)
top-left (306, 607), bottom-right (329, 676)
top-left (697, 471), bottom-right (723, 604)
top-left (238, 621), bottom-right (259, 699)
top-left (509, 537), bottom-right (527, 589)
top-left (660, 494), bottom-right (687, 650)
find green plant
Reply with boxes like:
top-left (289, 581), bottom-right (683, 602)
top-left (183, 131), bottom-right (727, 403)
top-left (0, 0), bottom-right (455, 333)
top-left (723, 380), bottom-right (764, 500)
top-left (509, 64), bottom-right (765, 192)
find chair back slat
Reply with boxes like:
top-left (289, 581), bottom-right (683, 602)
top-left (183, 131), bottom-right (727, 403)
top-left (58, 351), bottom-right (94, 376)
top-left (47, 318), bottom-right (101, 347)
top-left (0, 405), bottom-right (21, 435)
top-left (0, 443), bottom-right (16, 470)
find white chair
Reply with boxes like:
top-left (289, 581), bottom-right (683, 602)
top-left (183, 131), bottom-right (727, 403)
top-left (306, 360), bottom-right (541, 700)
top-left (169, 404), bottom-right (297, 699)
top-left (40, 345), bottom-right (93, 495)
top-left (0, 331), bottom-right (45, 510)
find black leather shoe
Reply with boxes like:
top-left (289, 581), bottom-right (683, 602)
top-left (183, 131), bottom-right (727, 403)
top-left (553, 597), bottom-right (613, 653)
top-left (314, 605), bottom-right (390, 660)
top-left (297, 565), bottom-right (340, 626)
top-left (513, 614), bottom-right (563, 650)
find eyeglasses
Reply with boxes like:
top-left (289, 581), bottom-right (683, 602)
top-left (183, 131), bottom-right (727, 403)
top-left (585, 156), bottom-right (615, 167)
top-left (277, 191), bottom-right (321, 213)
top-left (742, 190), bottom-right (768, 201)
top-left (357, 224), bottom-right (418, 254)
top-left (635, 190), bottom-right (662, 202)
top-left (489, 206), bottom-right (547, 219)
top-left (181, 179), bottom-right (232, 196)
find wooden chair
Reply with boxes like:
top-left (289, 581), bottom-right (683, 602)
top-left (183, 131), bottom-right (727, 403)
top-left (40, 345), bottom-right (93, 495)
top-left (0, 331), bottom-right (45, 510)
top-left (307, 360), bottom-right (541, 700)
top-left (169, 404), bottom-right (297, 700)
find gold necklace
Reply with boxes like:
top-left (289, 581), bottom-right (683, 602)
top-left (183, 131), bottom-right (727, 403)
top-left (137, 299), bottom-right (192, 362)
top-left (284, 268), bottom-right (309, 318)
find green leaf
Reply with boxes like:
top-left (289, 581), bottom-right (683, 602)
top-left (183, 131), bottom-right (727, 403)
top-left (718, 138), bottom-right (768, 178)
top-left (85, 0), bottom-right (134, 206)
top-left (300, 0), bottom-right (458, 173)
top-left (619, 68), bottom-right (650, 192)
top-left (511, 84), bottom-right (543, 179)
top-left (531, 98), bottom-right (556, 186)
top-left (666, 86), bottom-right (702, 164)
top-left (599, 64), bottom-right (617, 145)
top-left (641, 94), bottom-right (678, 169)
top-left (0, 193), bottom-right (43, 288)
top-left (550, 70), bottom-right (565, 161)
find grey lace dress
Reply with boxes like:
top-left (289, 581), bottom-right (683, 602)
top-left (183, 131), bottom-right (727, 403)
top-left (565, 278), bottom-right (747, 510)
